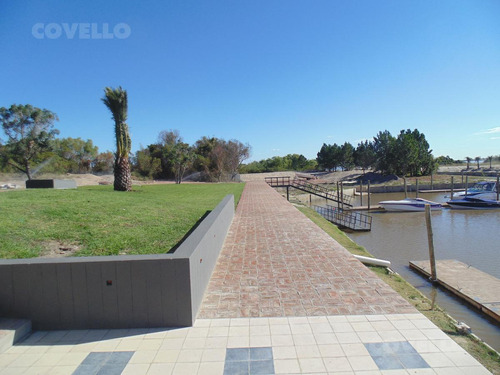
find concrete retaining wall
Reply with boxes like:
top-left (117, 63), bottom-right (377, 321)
top-left (0, 195), bottom-right (234, 330)
top-left (26, 179), bottom-right (77, 189)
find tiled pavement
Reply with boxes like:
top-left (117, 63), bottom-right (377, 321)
top-left (199, 181), bottom-right (415, 318)
top-left (0, 315), bottom-right (490, 374)
top-left (0, 181), bottom-right (492, 374)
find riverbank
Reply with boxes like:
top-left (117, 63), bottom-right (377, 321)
top-left (297, 205), bottom-right (500, 374)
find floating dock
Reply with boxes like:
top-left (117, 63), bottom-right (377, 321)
top-left (410, 259), bottom-right (500, 322)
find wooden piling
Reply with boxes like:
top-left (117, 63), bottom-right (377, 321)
top-left (336, 182), bottom-right (340, 208)
top-left (404, 178), bottom-right (407, 198)
top-left (497, 175), bottom-right (499, 201)
top-left (431, 174), bottom-right (434, 190)
top-left (465, 176), bottom-right (469, 196)
top-left (450, 176), bottom-right (454, 200)
top-left (340, 182), bottom-right (344, 210)
top-left (360, 182), bottom-right (363, 206)
top-left (425, 204), bottom-right (437, 282)
top-left (367, 181), bottom-right (371, 210)
top-left (416, 179), bottom-right (419, 198)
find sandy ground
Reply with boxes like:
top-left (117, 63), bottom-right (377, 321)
top-left (2, 164), bottom-right (499, 190)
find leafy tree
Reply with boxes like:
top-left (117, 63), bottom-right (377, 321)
top-left (435, 155), bottom-right (456, 165)
top-left (223, 140), bottom-right (250, 178)
top-left (316, 143), bottom-right (341, 171)
top-left (368, 129), bottom-right (435, 176)
top-left (93, 151), bottom-right (114, 173)
top-left (102, 86), bottom-right (132, 191)
top-left (133, 147), bottom-right (162, 179)
top-left (372, 130), bottom-right (396, 174)
top-left (0, 104), bottom-right (59, 180)
top-left (156, 130), bottom-right (194, 182)
top-left (339, 142), bottom-right (355, 171)
top-left (52, 137), bottom-right (98, 173)
top-left (170, 142), bottom-right (194, 183)
top-left (354, 140), bottom-right (376, 173)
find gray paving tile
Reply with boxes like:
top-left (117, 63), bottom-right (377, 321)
top-left (226, 348), bottom-right (250, 361)
top-left (250, 347), bottom-right (273, 361)
top-left (224, 359), bottom-right (249, 375)
top-left (73, 351), bottom-right (134, 375)
top-left (249, 359), bottom-right (274, 374)
top-left (399, 353), bottom-right (430, 368)
top-left (372, 355), bottom-right (404, 370)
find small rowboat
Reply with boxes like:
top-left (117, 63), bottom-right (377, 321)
top-left (379, 198), bottom-right (442, 212)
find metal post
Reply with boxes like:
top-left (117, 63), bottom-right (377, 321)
top-left (416, 179), bottom-right (419, 198)
top-left (404, 178), bottom-right (407, 198)
top-left (425, 204), bottom-right (437, 282)
top-left (367, 180), bottom-right (371, 210)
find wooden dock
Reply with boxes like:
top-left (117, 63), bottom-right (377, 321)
top-left (410, 259), bottom-right (500, 322)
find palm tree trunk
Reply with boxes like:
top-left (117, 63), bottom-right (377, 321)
top-left (114, 156), bottom-right (132, 191)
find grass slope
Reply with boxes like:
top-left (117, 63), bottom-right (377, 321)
top-left (0, 183), bottom-right (244, 258)
top-left (297, 206), bottom-right (500, 374)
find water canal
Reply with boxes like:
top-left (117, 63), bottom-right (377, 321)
top-left (309, 191), bottom-right (500, 351)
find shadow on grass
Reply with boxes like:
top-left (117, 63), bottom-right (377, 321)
top-left (167, 210), bottom-right (211, 254)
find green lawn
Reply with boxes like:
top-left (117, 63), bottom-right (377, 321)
top-left (0, 183), bottom-right (244, 258)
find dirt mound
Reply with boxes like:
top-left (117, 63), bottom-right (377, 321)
top-left (355, 172), bottom-right (399, 184)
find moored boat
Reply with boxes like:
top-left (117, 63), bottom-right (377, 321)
top-left (447, 197), bottom-right (500, 210)
top-left (451, 181), bottom-right (498, 201)
top-left (379, 198), bottom-right (442, 212)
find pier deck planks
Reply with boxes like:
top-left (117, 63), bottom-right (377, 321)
top-left (410, 259), bottom-right (500, 322)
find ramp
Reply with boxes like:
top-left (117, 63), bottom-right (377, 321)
top-left (313, 205), bottom-right (372, 231)
top-left (265, 176), bottom-right (353, 206)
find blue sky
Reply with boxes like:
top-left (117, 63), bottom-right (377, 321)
top-left (1, 0), bottom-right (499, 162)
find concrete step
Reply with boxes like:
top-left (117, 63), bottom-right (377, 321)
top-left (0, 319), bottom-right (32, 353)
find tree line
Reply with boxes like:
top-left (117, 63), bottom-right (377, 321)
top-left (134, 131), bottom-right (250, 183)
top-left (316, 129), bottom-right (436, 177)
top-left (240, 154), bottom-right (317, 173)
top-left (0, 101), bottom-right (249, 185)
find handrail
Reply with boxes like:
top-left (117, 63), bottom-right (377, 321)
top-left (314, 205), bottom-right (372, 231)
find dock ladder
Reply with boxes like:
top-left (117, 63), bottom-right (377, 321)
top-left (313, 205), bottom-right (372, 232)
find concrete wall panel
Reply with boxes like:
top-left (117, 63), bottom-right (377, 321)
top-left (0, 194), bottom-right (235, 329)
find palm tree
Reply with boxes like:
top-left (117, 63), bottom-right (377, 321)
top-left (487, 156), bottom-right (493, 169)
top-left (102, 86), bottom-right (132, 191)
top-left (474, 156), bottom-right (481, 169)
top-left (465, 156), bottom-right (471, 170)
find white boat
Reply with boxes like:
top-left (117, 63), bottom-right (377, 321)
top-left (379, 198), bottom-right (442, 212)
top-left (451, 181), bottom-right (498, 200)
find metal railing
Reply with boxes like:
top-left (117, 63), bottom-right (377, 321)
top-left (291, 178), bottom-right (353, 206)
top-left (264, 176), bottom-right (291, 187)
top-left (313, 205), bottom-right (372, 232)
top-left (265, 176), bottom-right (353, 206)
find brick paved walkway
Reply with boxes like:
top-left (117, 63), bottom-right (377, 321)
top-left (199, 181), bottom-right (415, 319)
